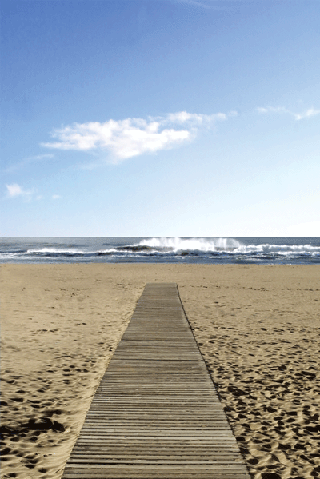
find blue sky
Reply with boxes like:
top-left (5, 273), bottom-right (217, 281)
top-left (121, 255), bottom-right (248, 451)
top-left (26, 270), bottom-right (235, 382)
top-left (1, 0), bottom-right (320, 236)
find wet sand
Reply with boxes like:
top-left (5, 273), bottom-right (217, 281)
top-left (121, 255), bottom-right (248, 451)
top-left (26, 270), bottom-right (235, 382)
top-left (1, 264), bottom-right (319, 479)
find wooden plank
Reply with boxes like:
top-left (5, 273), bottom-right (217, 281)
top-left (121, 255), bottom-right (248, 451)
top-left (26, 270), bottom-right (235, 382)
top-left (62, 283), bottom-right (249, 479)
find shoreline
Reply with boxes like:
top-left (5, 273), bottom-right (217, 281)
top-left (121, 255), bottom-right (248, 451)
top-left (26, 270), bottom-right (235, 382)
top-left (1, 264), bottom-right (319, 479)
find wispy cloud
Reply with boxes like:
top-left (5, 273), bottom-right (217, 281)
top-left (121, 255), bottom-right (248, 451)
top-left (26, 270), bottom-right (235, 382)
top-left (173, 0), bottom-right (245, 9)
top-left (256, 106), bottom-right (289, 115)
top-left (6, 183), bottom-right (34, 199)
top-left (5, 153), bottom-right (54, 173)
top-left (164, 111), bottom-right (229, 123)
top-left (175, 0), bottom-right (213, 9)
top-left (256, 105), bottom-right (320, 121)
top-left (42, 111), bottom-right (233, 163)
top-left (5, 184), bottom-right (59, 201)
top-left (294, 107), bottom-right (320, 121)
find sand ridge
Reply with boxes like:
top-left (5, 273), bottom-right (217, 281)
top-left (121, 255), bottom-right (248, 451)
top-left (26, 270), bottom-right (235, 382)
top-left (1, 264), bottom-right (319, 479)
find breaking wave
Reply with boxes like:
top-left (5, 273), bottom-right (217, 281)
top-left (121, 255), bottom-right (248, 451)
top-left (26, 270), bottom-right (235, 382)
top-left (136, 237), bottom-right (241, 252)
top-left (0, 237), bottom-right (319, 264)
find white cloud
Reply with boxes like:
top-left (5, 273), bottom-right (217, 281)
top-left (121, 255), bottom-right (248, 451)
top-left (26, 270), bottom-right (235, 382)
top-left (163, 111), bottom-right (231, 127)
top-left (29, 154), bottom-right (55, 161)
top-left (294, 108), bottom-right (320, 121)
top-left (42, 111), bottom-right (233, 163)
top-left (164, 111), bottom-right (226, 124)
top-left (6, 184), bottom-right (34, 198)
top-left (256, 106), bottom-right (289, 115)
top-left (174, 0), bottom-right (228, 9)
top-left (52, 194), bottom-right (62, 200)
top-left (257, 105), bottom-right (320, 121)
top-left (42, 118), bottom-right (190, 160)
top-left (6, 184), bottom-right (24, 197)
top-left (178, 0), bottom-right (210, 7)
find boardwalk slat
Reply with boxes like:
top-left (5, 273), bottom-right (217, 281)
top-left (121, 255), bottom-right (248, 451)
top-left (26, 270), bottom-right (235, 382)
top-left (62, 283), bottom-right (249, 478)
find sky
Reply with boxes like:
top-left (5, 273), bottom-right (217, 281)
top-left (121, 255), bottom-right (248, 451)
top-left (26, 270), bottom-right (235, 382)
top-left (1, 0), bottom-right (320, 237)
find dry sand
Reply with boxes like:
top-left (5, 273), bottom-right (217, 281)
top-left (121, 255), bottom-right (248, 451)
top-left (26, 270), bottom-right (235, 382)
top-left (1, 264), bottom-right (319, 479)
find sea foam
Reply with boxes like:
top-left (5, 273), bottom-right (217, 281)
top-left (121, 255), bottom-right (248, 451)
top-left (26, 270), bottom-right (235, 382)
top-left (137, 237), bottom-right (242, 252)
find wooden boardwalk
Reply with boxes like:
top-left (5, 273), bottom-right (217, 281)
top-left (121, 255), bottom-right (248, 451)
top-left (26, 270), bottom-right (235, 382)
top-left (62, 283), bottom-right (250, 479)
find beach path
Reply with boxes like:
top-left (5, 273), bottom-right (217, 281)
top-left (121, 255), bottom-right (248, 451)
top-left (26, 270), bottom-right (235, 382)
top-left (62, 282), bottom-right (249, 478)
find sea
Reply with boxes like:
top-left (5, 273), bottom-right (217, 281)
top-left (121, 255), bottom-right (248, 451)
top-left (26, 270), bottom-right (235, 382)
top-left (0, 237), bottom-right (320, 265)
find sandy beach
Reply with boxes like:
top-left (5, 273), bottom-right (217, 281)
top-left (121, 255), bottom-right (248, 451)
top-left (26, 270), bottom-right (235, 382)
top-left (1, 264), bottom-right (319, 479)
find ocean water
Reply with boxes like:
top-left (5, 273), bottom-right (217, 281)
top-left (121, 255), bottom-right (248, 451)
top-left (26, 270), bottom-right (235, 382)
top-left (0, 237), bottom-right (320, 265)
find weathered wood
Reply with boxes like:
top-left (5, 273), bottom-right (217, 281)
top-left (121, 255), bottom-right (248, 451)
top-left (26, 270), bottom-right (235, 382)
top-left (62, 283), bottom-right (249, 479)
